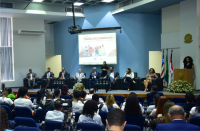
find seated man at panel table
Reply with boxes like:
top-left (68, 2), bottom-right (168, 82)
top-left (73, 69), bottom-right (85, 83)
top-left (41, 67), bottom-right (54, 89)
top-left (0, 91), bottom-right (14, 106)
top-left (89, 67), bottom-right (100, 89)
top-left (155, 105), bottom-right (200, 131)
top-left (45, 99), bottom-right (64, 122)
top-left (26, 69), bottom-right (37, 89)
top-left (147, 85), bottom-right (164, 105)
top-left (59, 67), bottom-right (70, 83)
top-left (85, 88), bottom-right (104, 104)
top-left (104, 67), bottom-right (119, 91)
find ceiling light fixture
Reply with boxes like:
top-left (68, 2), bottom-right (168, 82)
top-left (112, 9), bottom-right (124, 14)
top-left (74, 2), bottom-right (84, 6)
top-left (102, 0), bottom-right (114, 2)
top-left (26, 10), bottom-right (46, 14)
top-left (32, 0), bottom-right (44, 2)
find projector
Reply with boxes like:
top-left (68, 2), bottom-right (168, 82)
top-left (68, 25), bottom-right (82, 34)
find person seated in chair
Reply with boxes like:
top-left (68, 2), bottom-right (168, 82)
top-left (104, 67), bottom-right (119, 91)
top-left (26, 69), bottom-right (37, 89)
top-left (6, 88), bottom-right (16, 101)
top-left (85, 88), bottom-right (104, 104)
top-left (92, 94), bottom-right (108, 112)
top-left (46, 99), bottom-right (64, 122)
top-left (0, 91), bottom-right (14, 106)
top-left (41, 67), bottom-right (54, 89)
top-left (72, 91), bottom-right (84, 113)
top-left (89, 67), bottom-right (100, 89)
top-left (155, 105), bottom-right (199, 131)
top-left (188, 95), bottom-right (200, 121)
top-left (181, 93), bottom-right (196, 113)
top-left (78, 91), bottom-right (87, 104)
top-left (144, 68), bottom-right (158, 92)
top-left (147, 85), bottom-right (164, 105)
top-left (73, 69), bottom-right (85, 83)
top-left (41, 91), bottom-right (54, 110)
top-left (54, 89), bottom-right (65, 101)
top-left (123, 68), bottom-right (136, 91)
top-left (59, 67), bottom-right (69, 82)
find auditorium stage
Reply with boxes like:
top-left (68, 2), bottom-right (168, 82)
top-left (12, 88), bottom-right (200, 98)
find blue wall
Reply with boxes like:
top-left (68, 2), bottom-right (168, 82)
top-left (54, 5), bottom-right (161, 78)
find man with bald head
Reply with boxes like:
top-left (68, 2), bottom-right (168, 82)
top-left (89, 67), bottom-right (100, 88)
top-left (155, 105), bottom-right (199, 131)
top-left (74, 69), bottom-right (85, 83)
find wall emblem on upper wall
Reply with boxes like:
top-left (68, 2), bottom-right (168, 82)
top-left (184, 34), bottom-right (193, 44)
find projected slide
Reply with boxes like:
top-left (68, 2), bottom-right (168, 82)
top-left (78, 30), bottom-right (117, 65)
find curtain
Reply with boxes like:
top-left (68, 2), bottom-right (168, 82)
top-left (0, 17), bottom-right (14, 81)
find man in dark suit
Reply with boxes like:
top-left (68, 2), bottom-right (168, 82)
top-left (104, 67), bottom-right (119, 91)
top-left (26, 69), bottom-right (37, 89)
top-left (147, 85), bottom-right (164, 105)
top-left (89, 67), bottom-right (100, 89)
top-left (42, 67), bottom-right (54, 88)
top-left (155, 105), bottom-right (199, 131)
top-left (58, 67), bottom-right (70, 83)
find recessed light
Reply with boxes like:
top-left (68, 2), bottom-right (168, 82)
top-left (32, 0), bottom-right (44, 2)
top-left (74, 2), bottom-right (84, 6)
top-left (112, 9), bottom-right (124, 14)
top-left (102, 0), bottom-right (114, 2)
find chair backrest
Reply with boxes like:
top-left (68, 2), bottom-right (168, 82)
top-left (190, 116), bottom-right (200, 127)
top-left (99, 95), bottom-right (106, 102)
top-left (149, 102), bottom-right (154, 105)
top-left (77, 123), bottom-right (103, 131)
top-left (137, 97), bottom-right (144, 106)
top-left (14, 107), bottom-right (33, 118)
top-left (0, 103), bottom-right (12, 110)
top-left (126, 115), bottom-right (145, 129)
top-left (171, 97), bottom-right (187, 105)
top-left (45, 120), bottom-right (63, 131)
top-left (37, 109), bottom-right (52, 122)
top-left (75, 112), bottom-right (81, 122)
top-left (29, 93), bottom-right (37, 97)
top-left (14, 127), bottom-right (41, 131)
top-left (124, 124), bottom-right (141, 131)
top-left (115, 101), bottom-right (120, 107)
top-left (14, 117), bottom-right (37, 127)
top-left (84, 73), bottom-right (86, 77)
top-left (60, 95), bottom-right (71, 99)
top-left (99, 111), bottom-right (107, 126)
top-left (107, 107), bottom-right (114, 111)
top-left (133, 72), bottom-right (138, 78)
top-left (0, 105), bottom-right (13, 120)
top-left (31, 97), bottom-right (36, 103)
top-left (68, 99), bottom-right (73, 101)
top-left (156, 73), bottom-right (160, 78)
top-left (113, 95), bottom-right (124, 106)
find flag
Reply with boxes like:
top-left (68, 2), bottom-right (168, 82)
top-left (164, 51), bottom-right (168, 85)
top-left (169, 51), bottom-right (174, 84)
top-left (160, 51), bottom-right (165, 78)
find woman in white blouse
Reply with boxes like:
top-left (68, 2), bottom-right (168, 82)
top-left (123, 68), bottom-right (136, 91)
top-left (105, 94), bottom-right (120, 109)
top-left (147, 94), bottom-right (160, 114)
top-left (188, 95), bottom-right (200, 121)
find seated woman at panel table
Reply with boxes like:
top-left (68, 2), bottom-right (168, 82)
top-left (144, 68), bottom-right (158, 92)
top-left (123, 68), bottom-right (136, 91)
top-left (105, 94), bottom-right (120, 109)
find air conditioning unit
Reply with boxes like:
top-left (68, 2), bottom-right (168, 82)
top-left (18, 29), bottom-right (46, 35)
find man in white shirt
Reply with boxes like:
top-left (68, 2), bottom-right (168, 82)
top-left (46, 99), bottom-right (64, 122)
top-left (92, 94), bottom-right (108, 112)
top-left (26, 69), bottom-right (37, 89)
top-left (74, 69), bottom-right (85, 83)
top-left (104, 67), bottom-right (119, 91)
top-left (14, 87), bottom-right (33, 109)
top-left (72, 91), bottom-right (84, 113)
top-left (85, 88), bottom-right (104, 104)
top-left (0, 91), bottom-right (14, 106)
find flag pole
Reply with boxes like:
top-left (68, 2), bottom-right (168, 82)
top-left (167, 49), bottom-right (168, 87)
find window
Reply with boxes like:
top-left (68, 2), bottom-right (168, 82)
top-left (0, 17), bottom-right (14, 81)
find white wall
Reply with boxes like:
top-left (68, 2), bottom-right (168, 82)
top-left (45, 24), bottom-right (54, 55)
top-left (4, 18), bottom-right (46, 87)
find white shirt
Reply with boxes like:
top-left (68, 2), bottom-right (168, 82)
top-left (61, 72), bottom-right (65, 79)
top-left (78, 100), bottom-right (87, 104)
top-left (110, 72), bottom-right (114, 79)
top-left (78, 114), bottom-right (103, 126)
top-left (74, 73), bottom-right (85, 82)
top-left (72, 102), bottom-right (84, 113)
top-left (147, 105), bottom-right (155, 113)
top-left (47, 72), bottom-right (50, 79)
top-left (46, 110), bottom-right (64, 122)
top-left (190, 107), bottom-right (200, 116)
top-left (54, 98), bottom-right (65, 101)
top-left (124, 72), bottom-right (134, 79)
top-left (121, 102), bottom-right (144, 114)
top-left (150, 109), bottom-right (157, 118)
top-left (85, 94), bottom-right (104, 104)
top-left (14, 98), bottom-right (33, 109)
top-left (0, 97), bottom-right (13, 106)
top-left (30, 74), bottom-right (33, 80)
top-left (98, 104), bottom-right (108, 112)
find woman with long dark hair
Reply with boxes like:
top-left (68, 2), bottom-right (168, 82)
top-left (123, 68), bottom-right (136, 91)
top-left (147, 94), bottom-right (160, 114)
top-left (183, 56), bottom-right (194, 70)
top-left (144, 68), bottom-right (158, 92)
top-left (101, 61), bottom-right (109, 77)
top-left (0, 107), bottom-right (10, 131)
top-left (33, 91), bottom-right (43, 104)
top-left (189, 95), bottom-right (200, 121)
top-left (122, 92), bottom-right (143, 116)
top-left (61, 85), bottom-right (72, 97)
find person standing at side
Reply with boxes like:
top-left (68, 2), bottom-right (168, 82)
top-left (183, 56), bottom-right (194, 70)
top-left (101, 61), bottom-right (109, 77)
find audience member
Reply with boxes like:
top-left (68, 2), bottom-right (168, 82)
top-left (54, 89), bottom-right (64, 101)
top-left (33, 91), bottom-right (43, 105)
top-left (46, 99), bottom-right (64, 122)
top-left (122, 92), bottom-right (143, 116)
top-left (85, 88), bottom-right (104, 104)
top-left (92, 94), bottom-right (108, 112)
top-left (41, 91), bottom-right (54, 110)
top-left (182, 93), bottom-right (196, 112)
top-left (78, 91), bottom-right (87, 104)
top-left (106, 108), bottom-right (126, 131)
top-left (72, 91), bottom-right (84, 113)
top-left (147, 85), bottom-right (163, 105)
top-left (14, 87), bottom-right (33, 109)
top-left (105, 94), bottom-right (120, 109)
top-left (61, 85), bottom-right (72, 98)
top-left (189, 95), bottom-right (200, 121)
top-left (0, 91), bottom-right (14, 106)
top-left (6, 88), bottom-right (15, 101)
top-left (150, 96), bottom-right (168, 118)
top-left (16, 93), bottom-right (30, 99)
top-left (155, 105), bottom-right (200, 131)
top-left (0, 107), bottom-right (10, 131)
top-left (78, 100), bottom-right (103, 126)
top-left (147, 94), bottom-right (160, 114)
